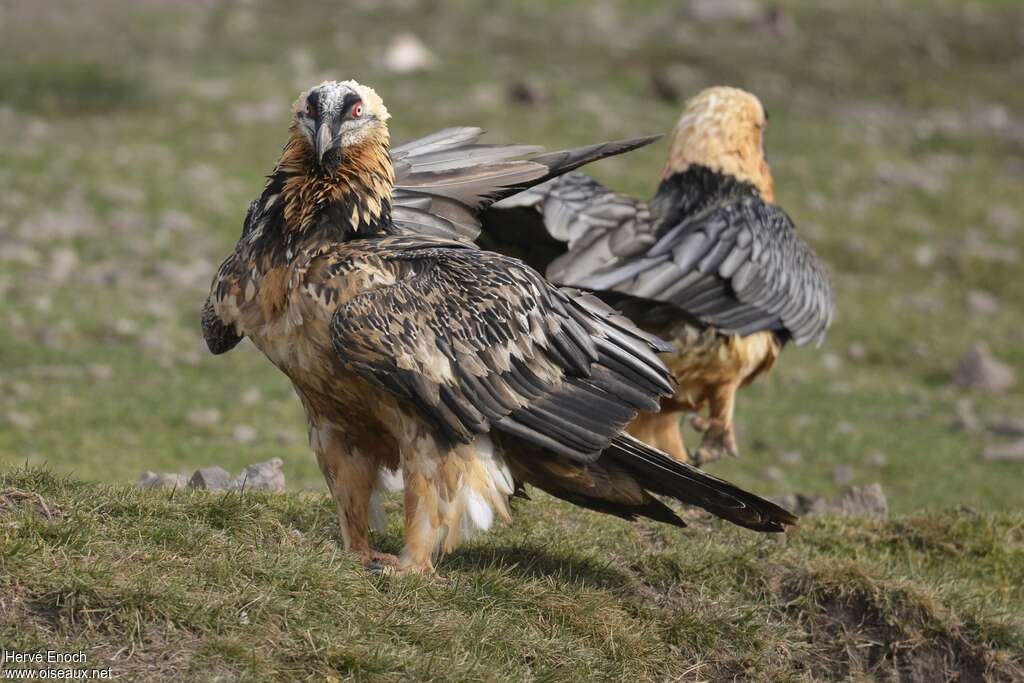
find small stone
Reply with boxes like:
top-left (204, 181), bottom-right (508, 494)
top-left (762, 466), bottom-right (785, 483)
top-left (88, 364), bottom-right (114, 381)
top-left (951, 399), bottom-right (981, 432)
top-left (952, 343), bottom-right (1017, 394)
top-left (189, 466), bottom-right (233, 490)
top-left (865, 451), bottom-right (888, 467)
top-left (186, 409), bottom-right (221, 428)
top-left (826, 484), bottom-right (888, 516)
top-left (989, 417), bottom-right (1024, 437)
top-left (689, 0), bottom-right (760, 22)
top-left (779, 450), bottom-right (802, 466)
top-left (113, 318), bottom-right (139, 336)
top-left (847, 342), bottom-right (867, 362)
top-left (231, 458), bottom-right (285, 492)
top-left (981, 440), bottom-right (1024, 462)
top-left (241, 388), bottom-right (262, 405)
top-left (965, 290), bottom-right (999, 316)
top-left (6, 411), bottom-right (34, 431)
top-left (382, 32), bottom-right (437, 74)
top-left (48, 246), bottom-right (79, 284)
top-left (507, 79), bottom-right (550, 108)
top-left (912, 244), bottom-right (936, 268)
top-left (832, 465), bottom-right (854, 486)
top-left (233, 425), bottom-right (258, 444)
top-left (135, 471), bottom-right (189, 490)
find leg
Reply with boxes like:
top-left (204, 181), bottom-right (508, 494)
top-left (312, 423), bottom-right (399, 570)
top-left (397, 433), bottom-right (512, 573)
top-left (627, 411), bottom-right (689, 463)
top-left (691, 381), bottom-right (740, 465)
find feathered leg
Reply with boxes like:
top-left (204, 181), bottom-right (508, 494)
top-left (691, 380), bottom-right (740, 465)
top-left (312, 423), bottom-right (400, 570)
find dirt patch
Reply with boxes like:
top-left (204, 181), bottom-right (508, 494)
top-left (0, 488), bottom-right (65, 521)
top-left (780, 567), bottom-right (1022, 682)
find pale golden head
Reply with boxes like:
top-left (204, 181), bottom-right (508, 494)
top-left (663, 86), bottom-right (774, 202)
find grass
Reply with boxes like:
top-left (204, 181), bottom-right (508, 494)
top-left (2, 467), bottom-right (1022, 680)
top-left (1, 0), bottom-right (1023, 679)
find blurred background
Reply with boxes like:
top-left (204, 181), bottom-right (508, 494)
top-left (1, 0), bottom-right (1021, 512)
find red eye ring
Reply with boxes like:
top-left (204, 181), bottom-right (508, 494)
top-left (352, 102), bottom-right (363, 118)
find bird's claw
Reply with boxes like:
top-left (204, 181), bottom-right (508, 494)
top-left (690, 416), bottom-right (738, 466)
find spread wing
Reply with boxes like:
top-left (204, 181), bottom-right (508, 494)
top-left (390, 129), bottom-right (659, 242)
top-left (491, 172), bottom-right (657, 281)
top-left (326, 236), bottom-right (674, 462)
top-left (576, 193), bottom-right (834, 346)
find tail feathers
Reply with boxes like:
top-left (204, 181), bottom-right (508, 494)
top-left (607, 434), bottom-right (798, 532)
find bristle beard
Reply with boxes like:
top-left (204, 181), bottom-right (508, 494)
top-left (277, 125), bottom-right (395, 240)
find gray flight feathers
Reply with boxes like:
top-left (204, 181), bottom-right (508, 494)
top-left (390, 128), bottom-right (660, 242)
top-left (486, 168), bottom-right (834, 347)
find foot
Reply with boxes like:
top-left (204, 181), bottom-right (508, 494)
top-left (357, 549), bottom-right (401, 574)
top-left (690, 416), bottom-right (738, 465)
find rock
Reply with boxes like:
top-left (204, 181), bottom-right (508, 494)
top-left (865, 451), bottom-right (888, 467)
top-left (231, 458), bottom-right (285, 492)
top-left (5, 411), bottom-right (34, 431)
top-left (233, 425), bottom-right (258, 444)
top-left (823, 484), bottom-right (889, 517)
top-left (965, 290), bottom-right (999, 316)
top-left (189, 466), bottom-right (233, 491)
top-left (186, 408), bottom-right (221, 428)
top-left (774, 484), bottom-right (888, 517)
top-left (847, 342), bottom-right (867, 362)
top-left (88, 364), bottom-right (114, 381)
top-left (779, 450), bottom-right (802, 466)
top-left (382, 32), bottom-right (437, 74)
top-left (688, 0), bottom-right (760, 22)
top-left (989, 417), bottom-right (1024, 437)
top-left (241, 388), bottom-right (262, 406)
top-left (912, 244), bottom-right (936, 268)
top-left (48, 246), bottom-right (79, 284)
top-left (832, 465), bottom-right (854, 486)
top-left (136, 471), bottom-right (189, 490)
top-left (981, 440), bottom-right (1024, 462)
top-left (952, 343), bottom-right (1017, 394)
top-left (507, 79), bottom-right (550, 108)
top-left (762, 466), bottom-right (785, 483)
top-left (951, 398), bottom-right (981, 432)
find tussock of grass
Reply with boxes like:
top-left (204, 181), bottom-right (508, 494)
top-left (2, 467), bottom-right (1021, 681)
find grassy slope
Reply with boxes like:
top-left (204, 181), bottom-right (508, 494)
top-left (1, 0), bottom-right (1023, 679)
top-left (2, 468), bottom-right (1022, 681)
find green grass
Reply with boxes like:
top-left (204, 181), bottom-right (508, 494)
top-left (1, 0), bottom-right (1023, 678)
top-left (2, 467), bottom-right (1022, 681)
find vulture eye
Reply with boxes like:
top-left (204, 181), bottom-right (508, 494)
top-left (351, 101), bottom-right (363, 118)
top-left (305, 99), bottom-right (318, 118)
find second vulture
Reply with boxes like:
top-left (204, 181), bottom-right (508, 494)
top-left (483, 86), bottom-right (835, 466)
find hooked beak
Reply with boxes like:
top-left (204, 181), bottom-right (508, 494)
top-left (315, 121), bottom-right (337, 164)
